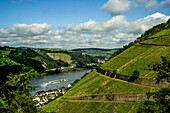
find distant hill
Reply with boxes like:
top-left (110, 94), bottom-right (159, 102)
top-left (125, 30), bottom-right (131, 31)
top-left (71, 48), bottom-right (120, 52)
top-left (0, 47), bottom-right (98, 75)
top-left (42, 19), bottom-right (170, 112)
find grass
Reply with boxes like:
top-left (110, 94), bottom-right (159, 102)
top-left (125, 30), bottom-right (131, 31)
top-left (47, 53), bottom-right (73, 64)
top-left (150, 29), bottom-right (170, 38)
top-left (101, 45), bottom-right (151, 72)
top-left (101, 43), bottom-right (170, 79)
top-left (142, 35), bottom-right (170, 46)
top-left (42, 99), bottom-right (142, 113)
top-left (119, 46), bottom-right (170, 78)
top-left (63, 71), bottom-right (158, 98)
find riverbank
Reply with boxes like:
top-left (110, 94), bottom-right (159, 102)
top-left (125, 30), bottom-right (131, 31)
top-left (30, 69), bottom-right (91, 107)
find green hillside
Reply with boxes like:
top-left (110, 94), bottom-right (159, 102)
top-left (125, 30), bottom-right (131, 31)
top-left (64, 71), bottom-right (157, 98)
top-left (0, 47), bottom-right (97, 73)
top-left (42, 19), bottom-right (170, 112)
top-left (47, 53), bottom-right (73, 64)
top-left (101, 44), bottom-right (170, 79)
top-left (101, 19), bottom-right (170, 80)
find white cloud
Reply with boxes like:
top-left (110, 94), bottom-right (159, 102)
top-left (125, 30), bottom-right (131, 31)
top-left (102, 0), bottom-right (131, 15)
top-left (75, 15), bottom-right (129, 32)
top-left (7, 23), bottom-right (52, 37)
top-left (0, 13), bottom-right (169, 49)
top-left (102, 0), bottom-right (170, 16)
top-left (125, 12), bottom-right (170, 34)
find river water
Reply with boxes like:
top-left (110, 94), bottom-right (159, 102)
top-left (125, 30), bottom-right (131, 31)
top-left (29, 69), bottom-right (91, 95)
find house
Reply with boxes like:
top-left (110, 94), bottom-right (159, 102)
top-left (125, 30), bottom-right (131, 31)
top-left (68, 84), bottom-right (72, 88)
top-left (98, 59), bottom-right (105, 64)
top-left (46, 89), bottom-right (55, 95)
top-left (35, 90), bottom-right (46, 96)
top-left (33, 97), bottom-right (40, 102)
top-left (58, 87), bottom-right (66, 94)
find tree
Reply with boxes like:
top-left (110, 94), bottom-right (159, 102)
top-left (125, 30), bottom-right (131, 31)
top-left (152, 56), bottom-right (170, 83)
top-left (138, 88), bottom-right (170, 113)
top-left (128, 70), bottom-right (140, 82)
top-left (0, 71), bottom-right (37, 113)
top-left (139, 56), bottom-right (170, 113)
top-left (0, 96), bottom-right (8, 113)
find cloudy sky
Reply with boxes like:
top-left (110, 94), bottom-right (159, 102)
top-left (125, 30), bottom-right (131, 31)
top-left (0, 0), bottom-right (170, 49)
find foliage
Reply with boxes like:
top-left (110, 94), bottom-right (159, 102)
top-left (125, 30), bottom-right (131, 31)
top-left (0, 96), bottom-right (8, 113)
top-left (152, 56), bottom-right (170, 82)
top-left (0, 53), bottom-right (18, 66)
top-left (68, 52), bottom-right (96, 68)
top-left (128, 70), bottom-right (140, 82)
top-left (0, 72), bottom-right (37, 113)
top-left (138, 88), bottom-right (170, 113)
top-left (38, 49), bottom-right (97, 68)
top-left (8, 49), bottom-right (45, 72)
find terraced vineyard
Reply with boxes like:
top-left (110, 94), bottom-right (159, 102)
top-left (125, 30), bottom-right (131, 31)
top-left (101, 44), bottom-right (170, 79)
top-left (150, 29), bottom-right (170, 38)
top-left (142, 36), bottom-right (170, 46)
top-left (63, 71), bottom-right (158, 98)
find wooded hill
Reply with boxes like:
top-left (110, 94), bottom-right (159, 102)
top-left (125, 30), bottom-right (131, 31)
top-left (0, 47), bottom-right (97, 74)
top-left (42, 19), bottom-right (170, 113)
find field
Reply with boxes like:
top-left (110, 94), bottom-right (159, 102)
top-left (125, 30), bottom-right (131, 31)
top-left (42, 99), bottom-right (141, 113)
top-left (63, 71), bottom-right (158, 98)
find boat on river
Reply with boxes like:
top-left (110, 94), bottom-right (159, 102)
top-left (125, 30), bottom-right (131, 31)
top-left (41, 79), bottom-right (68, 87)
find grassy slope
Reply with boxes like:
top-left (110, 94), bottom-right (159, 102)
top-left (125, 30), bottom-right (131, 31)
top-left (43, 99), bottom-right (141, 113)
top-left (141, 29), bottom-right (170, 46)
top-left (47, 53), bottom-right (73, 64)
top-left (101, 28), bottom-right (170, 79)
top-left (150, 29), bottom-right (170, 38)
top-left (63, 71), bottom-right (157, 98)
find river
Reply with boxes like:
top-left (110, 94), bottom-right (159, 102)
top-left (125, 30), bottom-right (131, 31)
top-left (29, 69), bottom-right (91, 95)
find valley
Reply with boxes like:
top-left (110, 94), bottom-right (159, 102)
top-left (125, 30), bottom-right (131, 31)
top-left (1, 15), bottom-right (170, 113)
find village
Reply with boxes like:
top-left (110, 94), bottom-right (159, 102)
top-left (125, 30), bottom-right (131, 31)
top-left (32, 84), bottom-right (72, 107)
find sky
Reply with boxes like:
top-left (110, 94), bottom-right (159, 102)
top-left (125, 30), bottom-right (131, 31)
top-left (0, 0), bottom-right (170, 49)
